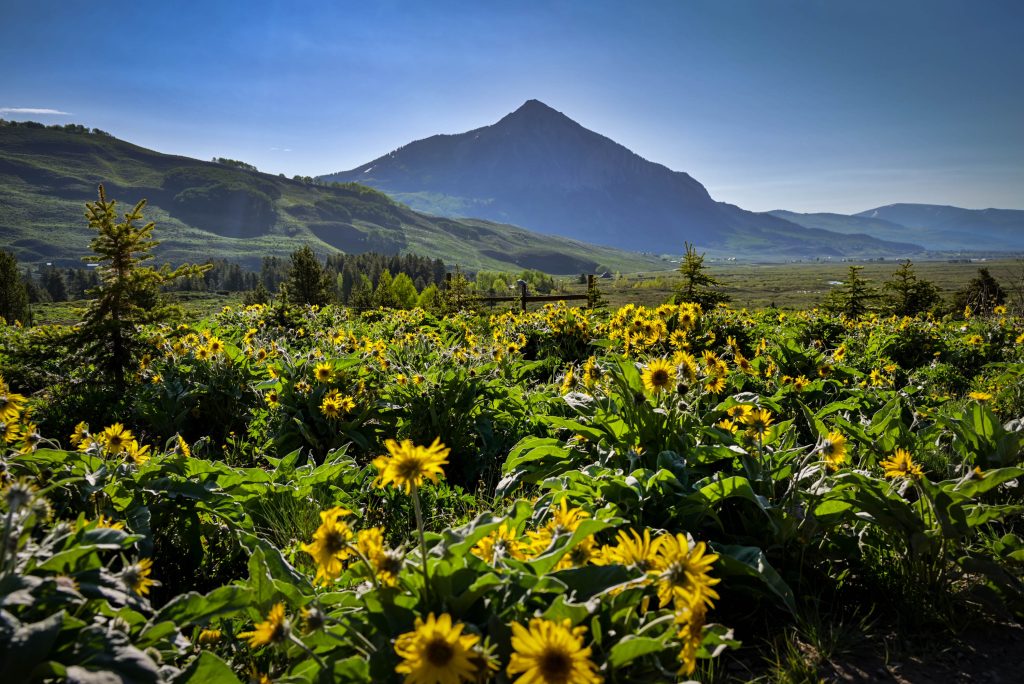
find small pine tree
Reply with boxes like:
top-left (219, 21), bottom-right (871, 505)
top-left (287, 246), bottom-right (333, 307)
top-left (0, 250), bottom-right (30, 324)
top-left (824, 265), bottom-right (878, 318)
top-left (242, 281), bottom-right (271, 307)
top-left (673, 242), bottom-right (729, 308)
top-left (76, 185), bottom-right (209, 388)
top-left (440, 268), bottom-right (477, 313)
top-left (882, 259), bottom-right (941, 316)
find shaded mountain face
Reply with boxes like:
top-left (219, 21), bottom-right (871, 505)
top-left (321, 100), bottom-right (922, 257)
top-left (0, 123), bottom-right (667, 273)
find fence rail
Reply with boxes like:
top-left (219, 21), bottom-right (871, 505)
top-left (463, 274), bottom-right (598, 311)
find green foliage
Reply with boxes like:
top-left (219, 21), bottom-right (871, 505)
top-left (956, 267), bottom-right (1006, 316)
top-left (2, 295), bottom-right (1022, 683)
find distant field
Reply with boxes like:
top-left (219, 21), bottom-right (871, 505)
top-left (29, 257), bottom-right (1023, 324)
top-left (593, 257), bottom-right (1024, 310)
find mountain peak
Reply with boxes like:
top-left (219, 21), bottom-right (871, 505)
top-left (500, 99), bottom-right (572, 124)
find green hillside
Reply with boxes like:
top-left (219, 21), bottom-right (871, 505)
top-left (0, 123), bottom-right (667, 274)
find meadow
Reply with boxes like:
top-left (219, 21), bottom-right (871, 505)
top-left (2, 294), bottom-right (1023, 683)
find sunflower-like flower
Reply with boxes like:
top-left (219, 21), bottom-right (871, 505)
top-left (265, 389), bottom-right (281, 408)
top-left (742, 408), bottom-right (773, 437)
top-left (472, 523), bottom-right (528, 564)
top-left (507, 618), bottom-right (602, 684)
top-left (820, 431), bottom-right (847, 471)
top-left (314, 362), bottom-right (333, 383)
top-left (100, 423), bottom-right (135, 456)
top-left (18, 423), bottom-right (43, 454)
top-left (394, 612), bottom-right (480, 684)
top-left (675, 602), bottom-right (707, 676)
top-left (238, 602), bottom-right (290, 648)
top-left (122, 557), bottom-right (156, 596)
top-left (69, 421), bottom-right (91, 448)
top-left (641, 358), bottom-right (676, 394)
top-left (526, 498), bottom-right (590, 555)
top-left (174, 434), bottom-right (191, 458)
top-left (654, 533), bottom-right (720, 610)
top-left (198, 628), bottom-right (222, 644)
top-left (207, 337), bottom-right (225, 356)
top-left (356, 526), bottom-right (404, 587)
top-left (602, 528), bottom-right (661, 572)
top-left (880, 448), bottom-right (924, 480)
top-left (0, 387), bottom-right (26, 423)
top-left (125, 440), bottom-right (151, 466)
top-left (301, 506), bottom-right (354, 584)
top-left (373, 438), bottom-right (449, 493)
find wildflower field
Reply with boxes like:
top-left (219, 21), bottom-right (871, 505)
top-left (2, 298), bottom-right (1024, 683)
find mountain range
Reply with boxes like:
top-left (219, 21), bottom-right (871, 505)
top-left (0, 123), bottom-right (666, 273)
top-left (3, 102), bottom-right (1021, 273)
top-left (320, 100), bottom-right (927, 257)
top-left (771, 205), bottom-right (1024, 252)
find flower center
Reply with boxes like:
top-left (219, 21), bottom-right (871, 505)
top-left (539, 648), bottom-right (572, 680)
top-left (425, 637), bottom-right (454, 667)
top-left (651, 369), bottom-right (669, 386)
top-left (324, 529), bottom-right (347, 554)
top-left (396, 457), bottom-right (424, 480)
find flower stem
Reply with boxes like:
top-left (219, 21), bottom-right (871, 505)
top-left (411, 484), bottom-right (431, 603)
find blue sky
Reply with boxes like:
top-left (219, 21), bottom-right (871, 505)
top-left (2, 0), bottom-right (1022, 213)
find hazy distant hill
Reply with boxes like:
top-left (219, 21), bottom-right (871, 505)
top-left (0, 123), bottom-right (667, 273)
top-left (771, 205), bottom-right (1024, 252)
top-left (321, 100), bottom-right (922, 258)
top-left (855, 204), bottom-right (1024, 251)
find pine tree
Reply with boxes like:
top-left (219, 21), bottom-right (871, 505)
top-left (286, 246), bottom-right (333, 307)
top-left (673, 242), bottom-right (729, 308)
top-left (42, 266), bottom-right (68, 302)
top-left (75, 185), bottom-right (209, 389)
top-left (824, 265), bottom-right (878, 318)
top-left (0, 250), bottom-right (30, 324)
top-left (882, 259), bottom-right (941, 316)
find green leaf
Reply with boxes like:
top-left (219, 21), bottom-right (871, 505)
top-left (608, 635), bottom-right (669, 668)
top-left (712, 544), bottom-right (797, 614)
top-left (173, 652), bottom-right (241, 684)
top-left (0, 610), bottom-right (64, 682)
top-left (152, 585), bottom-right (253, 628)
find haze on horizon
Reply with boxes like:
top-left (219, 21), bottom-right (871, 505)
top-left (2, 0), bottom-right (1022, 215)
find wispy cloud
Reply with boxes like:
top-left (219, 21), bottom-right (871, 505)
top-left (270, 146), bottom-right (293, 152)
top-left (0, 107), bottom-right (73, 115)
